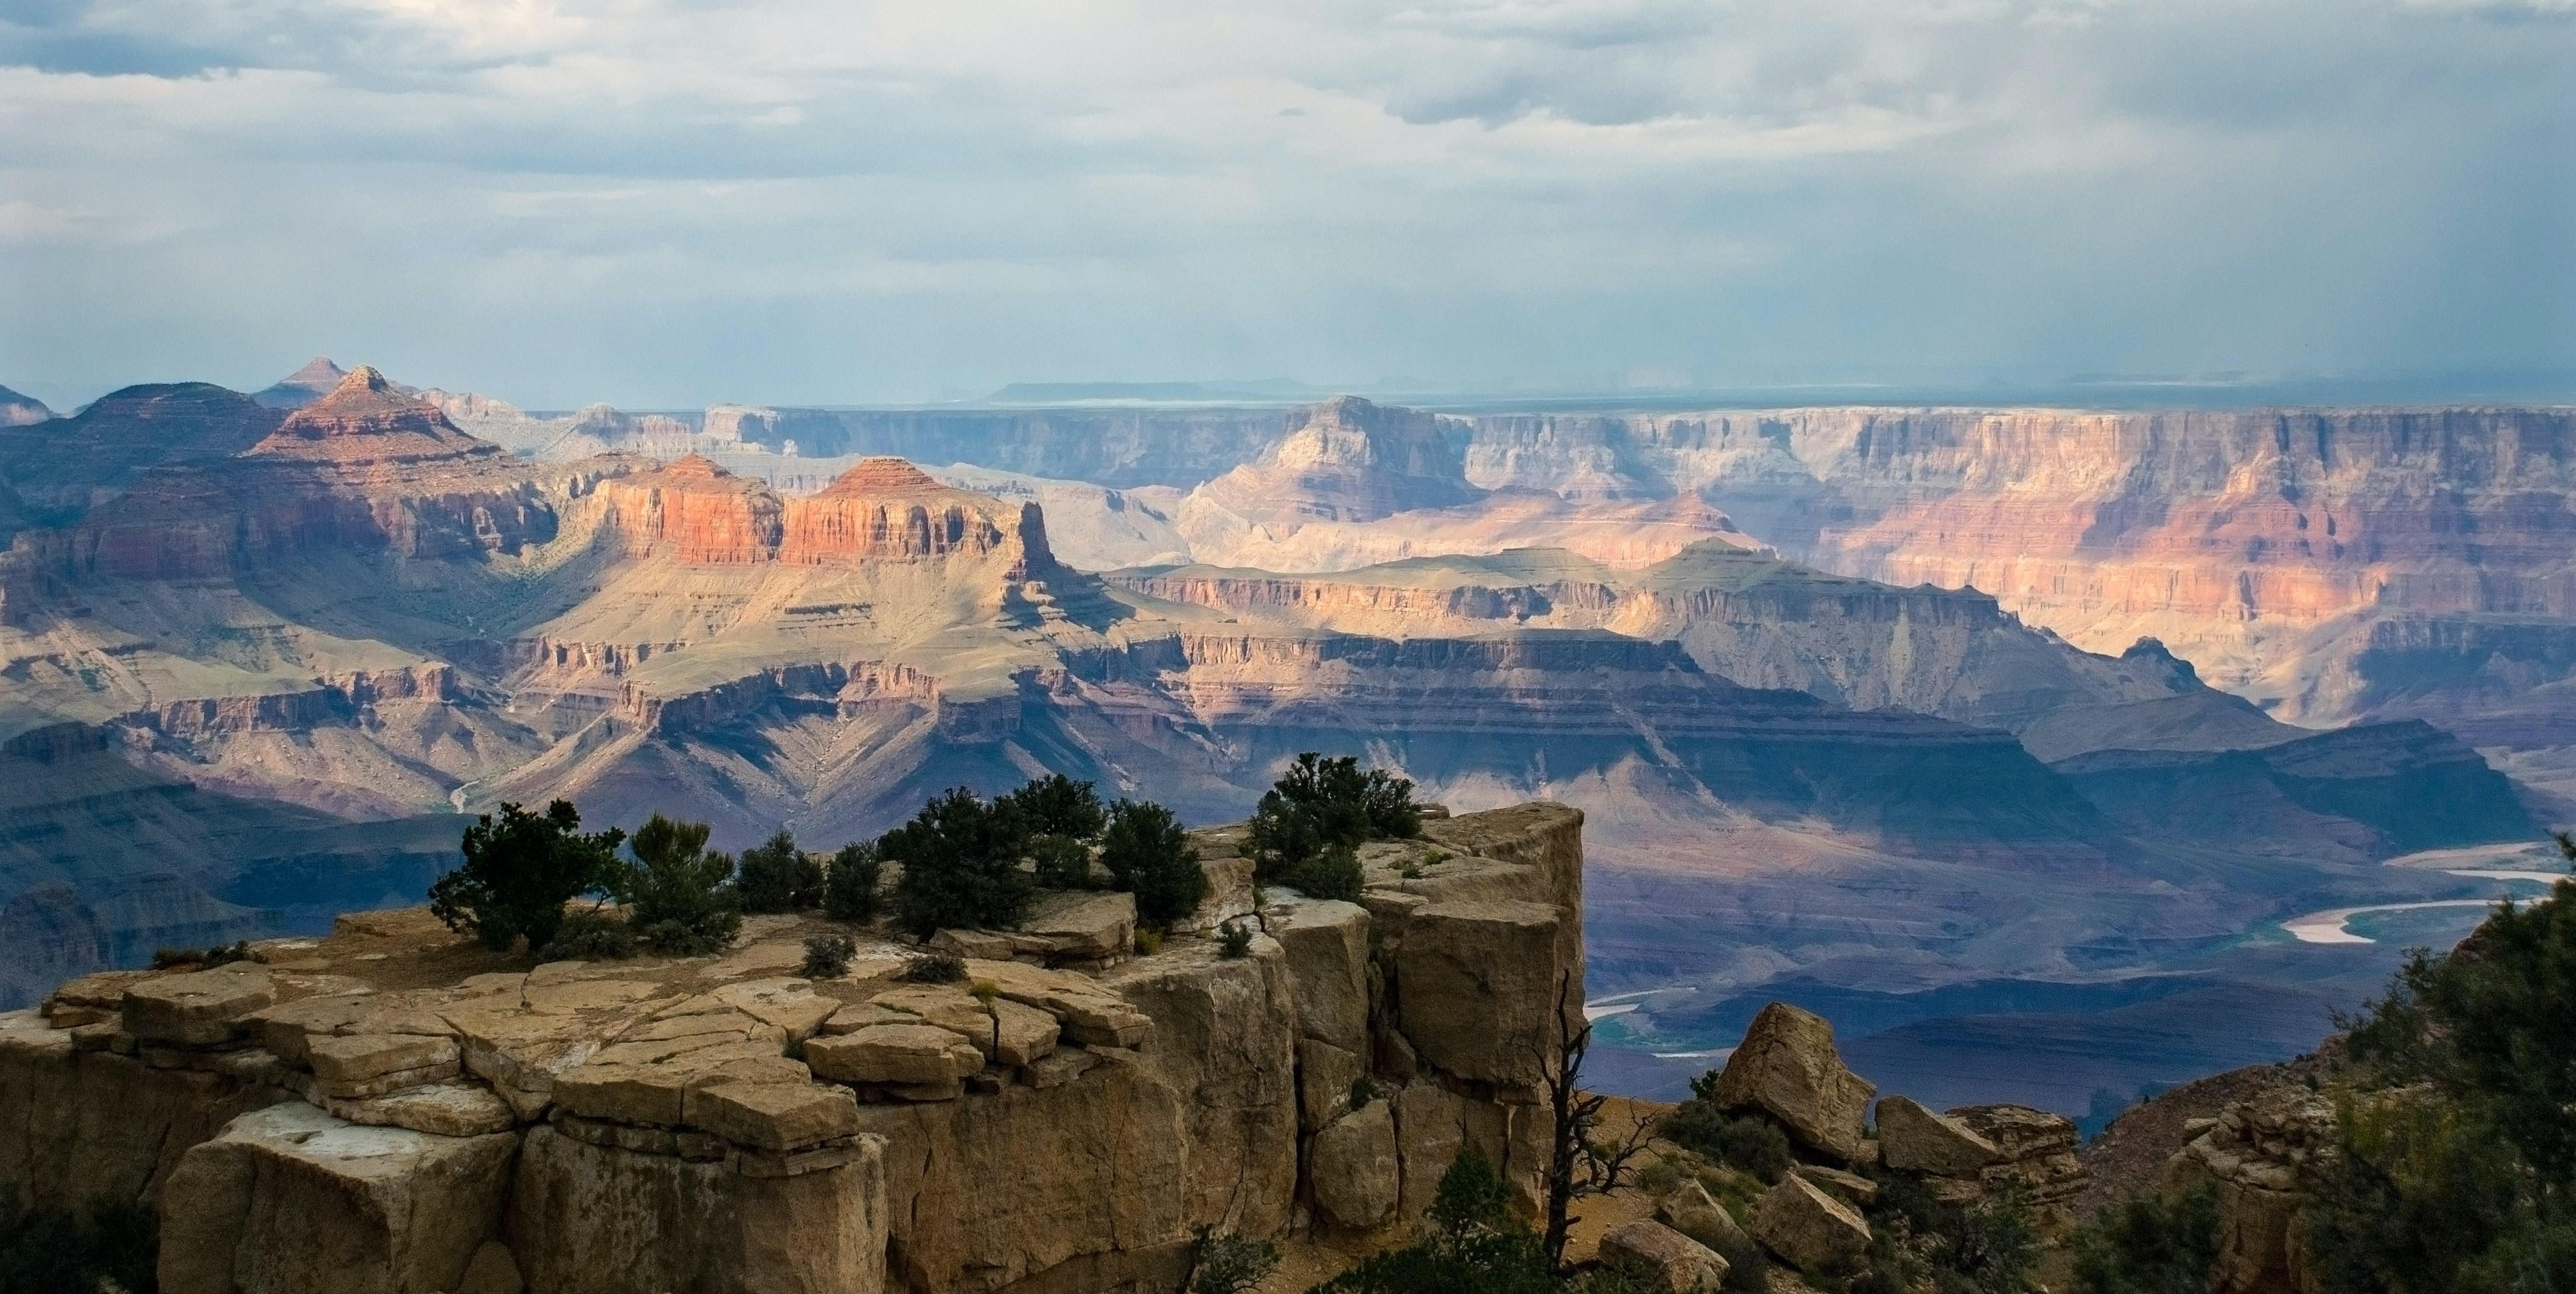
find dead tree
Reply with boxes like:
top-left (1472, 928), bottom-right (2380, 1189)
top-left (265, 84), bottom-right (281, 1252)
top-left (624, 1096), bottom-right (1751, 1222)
top-left (1535, 969), bottom-right (1657, 1275)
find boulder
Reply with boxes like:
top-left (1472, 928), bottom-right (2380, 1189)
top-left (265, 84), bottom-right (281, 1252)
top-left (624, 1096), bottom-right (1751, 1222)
top-left (869, 985), bottom-right (1059, 1067)
top-left (439, 997), bottom-right (649, 1122)
top-left (927, 929), bottom-right (1023, 961)
top-left (1752, 1174), bottom-right (1872, 1273)
top-left (124, 963), bottom-right (275, 1046)
top-left (1309, 1100), bottom-right (1399, 1230)
top-left (1599, 1219), bottom-right (1730, 1293)
top-left (1657, 1178), bottom-right (1752, 1255)
top-left (1024, 891), bottom-right (1137, 962)
top-left (805, 1024), bottom-right (985, 1098)
top-left (1394, 899), bottom-right (1563, 1086)
top-left (1792, 1164), bottom-right (1879, 1206)
top-left (1271, 898), bottom-right (1372, 1052)
top-left (1877, 1095), bottom-right (1997, 1176)
top-left (158, 1101), bottom-right (517, 1294)
top-left (1709, 1003), bottom-right (1875, 1162)
top-left (1951, 1104), bottom-right (2086, 1225)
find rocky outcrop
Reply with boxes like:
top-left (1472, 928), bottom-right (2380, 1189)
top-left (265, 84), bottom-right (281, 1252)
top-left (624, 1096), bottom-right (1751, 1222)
top-left (1707, 1002), bottom-right (1876, 1162)
top-left (251, 357), bottom-right (353, 409)
top-left (1192, 396), bottom-right (1478, 527)
top-left (2162, 1084), bottom-right (2339, 1294)
top-left (0, 800), bottom-right (1586, 1294)
top-left (0, 384), bottom-right (50, 428)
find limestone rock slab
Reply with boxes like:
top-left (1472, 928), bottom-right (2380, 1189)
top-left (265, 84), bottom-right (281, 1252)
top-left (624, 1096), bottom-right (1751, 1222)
top-left (1657, 1178), bottom-right (1752, 1255)
top-left (124, 964), bottom-right (275, 1046)
top-left (805, 1024), bottom-right (983, 1096)
top-left (1394, 899), bottom-right (1561, 1086)
top-left (1271, 898), bottom-right (1371, 1052)
top-left (1753, 1174), bottom-right (1871, 1274)
top-left (1310, 1100), bottom-right (1398, 1230)
top-left (1024, 890), bottom-right (1137, 961)
top-left (1877, 1094), bottom-right (1997, 1176)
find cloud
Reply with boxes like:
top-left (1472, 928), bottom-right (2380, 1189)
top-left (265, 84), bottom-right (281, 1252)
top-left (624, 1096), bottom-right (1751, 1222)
top-left (0, 0), bottom-right (2568, 408)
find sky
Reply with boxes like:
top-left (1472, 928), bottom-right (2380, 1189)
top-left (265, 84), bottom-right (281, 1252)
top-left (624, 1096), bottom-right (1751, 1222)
top-left (1, 0), bottom-right (2571, 410)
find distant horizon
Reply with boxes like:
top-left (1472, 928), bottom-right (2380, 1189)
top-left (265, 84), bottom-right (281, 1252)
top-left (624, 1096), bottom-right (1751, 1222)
top-left (13, 361), bottom-right (2576, 422)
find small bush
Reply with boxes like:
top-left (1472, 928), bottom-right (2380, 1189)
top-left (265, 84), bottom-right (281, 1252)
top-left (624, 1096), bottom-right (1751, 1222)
top-left (802, 933), bottom-right (856, 979)
top-left (1287, 842), bottom-right (1364, 902)
top-left (1134, 929), bottom-right (1164, 956)
top-left (1190, 1225), bottom-right (1281, 1294)
top-left (151, 939), bottom-right (253, 970)
top-left (1245, 752), bottom-right (1418, 880)
top-left (1030, 834), bottom-right (1096, 891)
top-left (544, 909), bottom-right (638, 959)
top-left (1660, 1091), bottom-right (1794, 1184)
top-left (824, 840), bottom-right (882, 922)
top-left (1000, 774), bottom-right (1107, 841)
top-left (900, 951), bottom-right (968, 983)
top-left (429, 799), bottom-right (627, 953)
top-left (738, 829), bottom-right (824, 913)
top-left (616, 814), bottom-right (744, 955)
top-left (2070, 1183), bottom-right (2221, 1294)
top-left (0, 1196), bottom-right (159, 1294)
top-left (1350, 1076), bottom-right (1380, 1110)
top-left (1100, 798), bottom-right (1208, 929)
top-left (883, 788), bottom-right (1037, 936)
top-left (1218, 921), bottom-right (1254, 959)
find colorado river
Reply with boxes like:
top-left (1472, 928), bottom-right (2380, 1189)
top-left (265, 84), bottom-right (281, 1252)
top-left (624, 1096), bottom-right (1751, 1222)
top-left (2282, 868), bottom-right (2565, 945)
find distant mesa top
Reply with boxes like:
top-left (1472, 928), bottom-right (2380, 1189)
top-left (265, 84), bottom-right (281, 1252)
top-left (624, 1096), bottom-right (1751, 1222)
top-left (0, 384), bottom-right (51, 427)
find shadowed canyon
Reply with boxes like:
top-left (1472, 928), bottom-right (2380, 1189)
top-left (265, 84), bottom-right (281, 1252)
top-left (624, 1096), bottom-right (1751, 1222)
top-left (1, 360), bottom-right (2566, 1117)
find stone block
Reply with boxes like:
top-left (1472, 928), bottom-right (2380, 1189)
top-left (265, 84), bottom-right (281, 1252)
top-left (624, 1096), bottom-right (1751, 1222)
top-left (124, 964), bottom-right (275, 1046)
top-left (712, 979), bottom-right (840, 1041)
top-left (805, 1025), bottom-right (985, 1090)
top-left (1025, 891), bottom-right (1137, 961)
top-left (1310, 1100), bottom-right (1399, 1230)
top-left (1394, 1082), bottom-right (1467, 1220)
top-left (1272, 898), bottom-right (1371, 1052)
top-left (326, 1083), bottom-right (517, 1137)
top-left (1600, 1219), bottom-right (1730, 1292)
top-left (1297, 1037), bottom-right (1363, 1130)
top-left (308, 1033), bottom-right (461, 1088)
top-left (1394, 899), bottom-right (1561, 1085)
top-left (1877, 1095), bottom-right (1997, 1176)
top-left (1710, 1003), bottom-right (1875, 1163)
top-left (967, 960), bottom-right (1154, 1047)
top-left (157, 1101), bottom-right (516, 1294)
top-left (1753, 1174), bottom-right (1871, 1274)
top-left (1657, 1178), bottom-right (1751, 1255)
top-left (688, 1079), bottom-right (861, 1152)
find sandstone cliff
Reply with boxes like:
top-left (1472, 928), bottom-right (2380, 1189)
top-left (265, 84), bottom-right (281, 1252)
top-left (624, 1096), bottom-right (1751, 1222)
top-left (0, 801), bottom-right (1588, 1294)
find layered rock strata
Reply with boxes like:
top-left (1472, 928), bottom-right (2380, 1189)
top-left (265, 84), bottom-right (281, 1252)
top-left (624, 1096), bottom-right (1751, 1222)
top-left (0, 801), bottom-right (1585, 1294)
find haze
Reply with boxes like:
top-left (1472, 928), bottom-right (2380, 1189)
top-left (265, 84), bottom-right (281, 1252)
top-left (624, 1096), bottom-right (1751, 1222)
top-left (3, 0), bottom-right (2571, 410)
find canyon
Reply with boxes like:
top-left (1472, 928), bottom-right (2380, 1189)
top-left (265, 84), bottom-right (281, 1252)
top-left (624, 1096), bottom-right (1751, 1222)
top-left (0, 363), bottom-right (2563, 1115)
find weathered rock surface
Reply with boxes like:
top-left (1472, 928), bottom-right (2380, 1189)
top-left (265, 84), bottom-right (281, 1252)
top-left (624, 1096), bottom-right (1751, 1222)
top-left (124, 963), bottom-right (275, 1045)
top-left (1600, 1218), bottom-right (1730, 1292)
top-left (1709, 1002), bottom-right (1876, 1162)
top-left (1876, 1094), bottom-right (1997, 1176)
top-left (1655, 1178), bottom-right (1752, 1255)
top-left (1753, 1174), bottom-right (1873, 1273)
top-left (1310, 1099), bottom-right (1400, 1229)
top-left (159, 1101), bottom-right (516, 1294)
top-left (2162, 1084), bottom-right (2338, 1294)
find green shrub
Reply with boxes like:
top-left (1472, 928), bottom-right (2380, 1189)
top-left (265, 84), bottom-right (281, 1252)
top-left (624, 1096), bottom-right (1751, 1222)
top-left (2070, 1184), bottom-right (2221, 1294)
top-left (802, 933), bottom-right (856, 979)
top-left (1310, 1149), bottom-right (1560, 1294)
top-left (1100, 798), bottom-right (1208, 929)
top-left (1030, 834), bottom-right (1096, 891)
top-left (0, 1196), bottom-right (159, 1294)
top-left (542, 909), bottom-right (638, 959)
top-left (1219, 921), bottom-right (1254, 959)
top-left (429, 799), bottom-right (627, 953)
top-left (1287, 842), bottom-right (1365, 902)
top-left (2299, 850), bottom-right (2576, 1294)
top-left (1000, 774), bottom-right (1107, 841)
top-left (1190, 1225), bottom-right (1281, 1294)
top-left (615, 814), bottom-right (743, 955)
top-left (737, 829), bottom-right (824, 913)
top-left (824, 840), bottom-right (882, 922)
top-left (899, 951), bottom-right (967, 983)
top-left (1246, 752), bottom-right (1419, 880)
top-left (1659, 1083), bottom-right (1794, 1184)
top-left (1863, 1174), bottom-right (2040, 1294)
top-left (882, 788), bottom-right (1037, 936)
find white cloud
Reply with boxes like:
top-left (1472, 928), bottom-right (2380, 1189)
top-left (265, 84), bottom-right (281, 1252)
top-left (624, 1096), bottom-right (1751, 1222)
top-left (0, 0), bottom-right (2567, 407)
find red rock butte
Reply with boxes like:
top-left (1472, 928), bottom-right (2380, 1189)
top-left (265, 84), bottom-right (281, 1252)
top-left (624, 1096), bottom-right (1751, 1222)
top-left (596, 454), bottom-right (1053, 570)
top-left (248, 366), bottom-right (499, 467)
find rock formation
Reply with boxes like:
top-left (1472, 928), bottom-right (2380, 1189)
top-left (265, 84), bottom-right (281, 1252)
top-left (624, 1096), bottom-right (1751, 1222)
top-left (0, 801), bottom-right (1587, 1294)
top-left (252, 356), bottom-right (353, 408)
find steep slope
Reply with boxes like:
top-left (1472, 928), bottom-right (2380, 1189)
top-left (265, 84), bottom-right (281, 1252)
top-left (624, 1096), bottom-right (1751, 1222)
top-left (0, 381), bottom-right (283, 528)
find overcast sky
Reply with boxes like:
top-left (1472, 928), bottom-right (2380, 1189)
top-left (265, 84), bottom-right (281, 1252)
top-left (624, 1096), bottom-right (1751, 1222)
top-left (2, 0), bottom-right (2570, 410)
